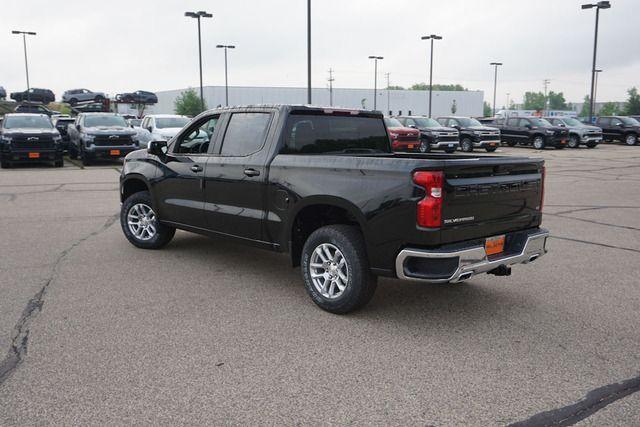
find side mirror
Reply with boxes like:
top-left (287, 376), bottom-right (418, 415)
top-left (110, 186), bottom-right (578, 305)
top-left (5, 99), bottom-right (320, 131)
top-left (76, 124), bottom-right (81, 131)
top-left (616, 122), bottom-right (624, 127)
top-left (525, 124), bottom-right (532, 129)
top-left (148, 140), bottom-right (168, 157)
top-left (408, 124), bottom-right (417, 129)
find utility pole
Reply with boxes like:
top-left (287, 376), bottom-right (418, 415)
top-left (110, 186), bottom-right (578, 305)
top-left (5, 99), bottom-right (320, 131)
top-left (543, 78), bottom-right (550, 115)
top-left (506, 92), bottom-right (511, 110)
top-left (385, 72), bottom-right (391, 114)
top-left (421, 34), bottom-right (442, 118)
top-left (216, 44), bottom-right (235, 106)
top-left (185, 11), bottom-right (213, 111)
top-left (307, 0), bottom-right (312, 104)
top-left (327, 68), bottom-right (335, 107)
top-left (594, 69), bottom-right (602, 113)
top-left (368, 56), bottom-right (383, 110)
top-left (490, 62), bottom-right (502, 116)
top-left (11, 30), bottom-right (36, 103)
top-left (581, 1), bottom-right (610, 123)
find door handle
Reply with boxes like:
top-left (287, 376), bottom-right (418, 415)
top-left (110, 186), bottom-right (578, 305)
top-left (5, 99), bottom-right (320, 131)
top-left (244, 168), bottom-right (260, 177)
top-left (191, 165), bottom-right (203, 173)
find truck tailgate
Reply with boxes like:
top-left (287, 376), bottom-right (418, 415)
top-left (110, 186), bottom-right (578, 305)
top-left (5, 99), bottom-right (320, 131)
top-left (438, 159), bottom-right (543, 243)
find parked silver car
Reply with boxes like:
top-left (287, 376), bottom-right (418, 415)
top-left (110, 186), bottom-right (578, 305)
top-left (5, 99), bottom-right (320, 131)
top-left (545, 117), bottom-right (602, 148)
top-left (62, 89), bottom-right (106, 106)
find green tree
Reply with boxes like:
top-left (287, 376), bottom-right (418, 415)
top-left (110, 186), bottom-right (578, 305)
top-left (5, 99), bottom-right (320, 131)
top-left (386, 85), bottom-right (405, 90)
top-left (409, 83), bottom-right (467, 91)
top-left (522, 92), bottom-right (546, 111)
top-left (623, 87), bottom-right (640, 115)
top-left (579, 95), bottom-right (591, 117)
top-left (547, 91), bottom-right (567, 110)
top-left (599, 102), bottom-right (620, 116)
top-left (174, 89), bottom-right (207, 117)
top-left (483, 101), bottom-right (492, 117)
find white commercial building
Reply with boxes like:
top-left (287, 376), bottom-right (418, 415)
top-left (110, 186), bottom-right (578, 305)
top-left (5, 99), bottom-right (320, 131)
top-left (147, 86), bottom-right (484, 117)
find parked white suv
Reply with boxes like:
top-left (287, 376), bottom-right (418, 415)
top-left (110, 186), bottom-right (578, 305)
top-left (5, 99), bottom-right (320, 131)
top-left (140, 115), bottom-right (191, 143)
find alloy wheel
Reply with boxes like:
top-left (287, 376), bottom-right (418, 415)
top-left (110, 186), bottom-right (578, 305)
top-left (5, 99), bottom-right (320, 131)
top-left (309, 243), bottom-right (349, 299)
top-left (127, 203), bottom-right (157, 241)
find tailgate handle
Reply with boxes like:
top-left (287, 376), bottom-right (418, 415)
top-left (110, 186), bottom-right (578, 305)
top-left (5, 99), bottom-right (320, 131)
top-left (244, 168), bottom-right (260, 177)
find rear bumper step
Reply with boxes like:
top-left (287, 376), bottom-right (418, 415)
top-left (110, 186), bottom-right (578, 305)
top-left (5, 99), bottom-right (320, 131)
top-left (395, 229), bottom-right (549, 283)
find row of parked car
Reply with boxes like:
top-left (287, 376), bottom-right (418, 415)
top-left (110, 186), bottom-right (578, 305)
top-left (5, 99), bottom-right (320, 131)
top-left (385, 113), bottom-right (640, 152)
top-left (0, 87), bottom-right (158, 105)
top-left (2, 107), bottom-right (640, 169)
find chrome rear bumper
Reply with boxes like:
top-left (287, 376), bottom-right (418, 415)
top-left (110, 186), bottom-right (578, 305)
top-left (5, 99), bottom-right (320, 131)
top-left (395, 230), bottom-right (549, 283)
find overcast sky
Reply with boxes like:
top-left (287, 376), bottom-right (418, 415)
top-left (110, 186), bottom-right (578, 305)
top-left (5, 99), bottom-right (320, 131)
top-left (2, 0), bottom-right (638, 107)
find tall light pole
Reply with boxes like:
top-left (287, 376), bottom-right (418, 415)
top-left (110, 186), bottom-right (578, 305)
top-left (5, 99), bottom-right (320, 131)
top-left (11, 30), bottom-right (36, 103)
top-left (368, 56), bottom-right (383, 110)
top-left (594, 69), bottom-right (602, 113)
top-left (385, 72), bottom-right (391, 114)
top-left (490, 62), bottom-right (502, 117)
top-left (216, 44), bottom-right (235, 107)
top-left (185, 11), bottom-right (213, 111)
top-left (581, 1), bottom-right (610, 123)
top-left (421, 34), bottom-right (442, 118)
top-left (307, 0), bottom-right (312, 104)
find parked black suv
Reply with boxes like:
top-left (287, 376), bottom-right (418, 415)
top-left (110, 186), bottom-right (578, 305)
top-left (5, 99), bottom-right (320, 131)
top-left (52, 116), bottom-right (76, 150)
top-left (14, 103), bottom-right (58, 116)
top-left (67, 113), bottom-right (140, 165)
top-left (496, 117), bottom-right (569, 150)
top-left (0, 114), bottom-right (63, 168)
top-left (394, 116), bottom-right (459, 153)
top-left (545, 116), bottom-right (601, 148)
top-left (594, 116), bottom-right (640, 146)
top-left (119, 105), bottom-right (549, 313)
top-left (437, 116), bottom-right (500, 152)
top-left (116, 90), bottom-right (158, 104)
top-left (10, 88), bottom-right (55, 104)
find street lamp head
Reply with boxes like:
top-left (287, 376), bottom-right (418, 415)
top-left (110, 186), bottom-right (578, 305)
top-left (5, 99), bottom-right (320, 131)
top-left (431, 35), bottom-right (442, 40)
top-left (597, 1), bottom-right (611, 8)
top-left (368, 56), bottom-right (383, 60)
top-left (581, 4), bottom-right (595, 9)
top-left (216, 45), bottom-right (224, 48)
top-left (198, 11), bottom-right (213, 17)
top-left (490, 62), bottom-right (503, 66)
top-left (228, 45), bottom-right (236, 49)
top-left (11, 30), bottom-right (20, 34)
top-left (185, 11), bottom-right (198, 17)
top-left (595, 69), bottom-right (603, 72)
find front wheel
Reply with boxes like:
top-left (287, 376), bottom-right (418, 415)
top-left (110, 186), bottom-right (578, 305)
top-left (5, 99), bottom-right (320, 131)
top-left (506, 140), bottom-right (517, 147)
top-left (532, 136), bottom-right (546, 150)
top-left (625, 134), bottom-right (638, 146)
top-left (460, 138), bottom-right (473, 152)
top-left (485, 146), bottom-right (498, 152)
top-left (418, 140), bottom-right (430, 153)
top-left (586, 142), bottom-right (598, 149)
top-left (120, 191), bottom-right (175, 249)
top-left (301, 225), bottom-right (377, 314)
top-left (568, 135), bottom-right (580, 148)
top-left (54, 158), bottom-right (63, 167)
top-left (444, 147), bottom-right (457, 154)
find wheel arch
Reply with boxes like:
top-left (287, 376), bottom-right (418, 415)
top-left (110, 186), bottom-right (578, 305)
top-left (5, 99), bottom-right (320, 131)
top-left (287, 196), bottom-right (368, 267)
top-left (120, 174), bottom-right (151, 203)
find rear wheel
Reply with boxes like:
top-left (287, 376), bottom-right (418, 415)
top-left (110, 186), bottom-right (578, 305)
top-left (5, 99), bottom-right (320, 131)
top-left (532, 136), bottom-right (546, 150)
top-left (54, 158), bottom-right (63, 167)
top-left (460, 138), bottom-right (473, 152)
top-left (568, 135), bottom-right (580, 148)
top-left (625, 134), bottom-right (638, 146)
top-left (121, 191), bottom-right (175, 249)
top-left (419, 140), bottom-right (430, 153)
top-left (69, 98), bottom-right (78, 106)
top-left (506, 140), bottom-right (517, 147)
top-left (301, 225), bottom-right (377, 314)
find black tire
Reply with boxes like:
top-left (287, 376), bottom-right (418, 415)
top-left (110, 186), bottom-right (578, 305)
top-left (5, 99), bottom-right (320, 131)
top-left (506, 140), bottom-right (517, 147)
top-left (54, 158), bottom-right (63, 167)
top-left (80, 146), bottom-right (91, 166)
top-left (94, 95), bottom-right (104, 103)
top-left (68, 144), bottom-right (78, 160)
top-left (460, 138), bottom-right (473, 152)
top-left (555, 145), bottom-right (565, 150)
top-left (301, 225), bottom-right (377, 314)
top-left (485, 146), bottom-right (498, 152)
top-left (418, 140), bottom-right (430, 153)
top-left (586, 142), bottom-right (598, 149)
top-left (120, 191), bottom-right (175, 249)
top-left (444, 147), bottom-right (457, 154)
top-left (624, 134), bottom-right (638, 146)
top-left (532, 136), bottom-right (546, 150)
top-left (568, 135), bottom-right (580, 148)
top-left (69, 98), bottom-right (78, 106)
top-left (1, 160), bottom-right (10, 169)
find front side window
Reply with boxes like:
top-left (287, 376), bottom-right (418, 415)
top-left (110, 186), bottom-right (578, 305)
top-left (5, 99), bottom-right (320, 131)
top-left (175, 115), bottom-right (219, 154)
top-left (220, 113), bottom-right (272, 156)
top-left (530, 118), bottom-right (552, 127)
top-left (611, 118), bottom-right (622, 125)
top-left (281, 113), bottom-right (389, 154)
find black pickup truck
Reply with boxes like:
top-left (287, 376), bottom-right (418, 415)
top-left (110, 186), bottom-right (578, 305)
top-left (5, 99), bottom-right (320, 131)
top-left (0, 113), bottom-right (64, 168)
top-left (594, 116), bottom-right (640, 146)
top-left (67, 113), bottom-right (140, 165)
top-left (119, 105), bottom-right (549, 313)
top-left (394, 116), bottom-right (460, 153)
top-left (437, 116), bottom-right (500, 152)
top-left (496, 117), bottom-right (568, 150)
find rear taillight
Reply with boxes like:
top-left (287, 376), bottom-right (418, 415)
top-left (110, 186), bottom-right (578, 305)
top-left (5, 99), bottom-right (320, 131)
top-left (540, 166), bottom-right (546, 212)
top-left (413, 171), bottom-right (444, 228)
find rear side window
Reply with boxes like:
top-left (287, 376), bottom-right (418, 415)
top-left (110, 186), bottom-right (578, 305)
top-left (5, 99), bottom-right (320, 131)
top-left (220, 113), bottom-right (272, 156)
top-left (598, 118), bottom-right (610, 126)
top-left (281, 114), bottom-right (389, 154)
top-left (506, 118), bottom-right (518, 126)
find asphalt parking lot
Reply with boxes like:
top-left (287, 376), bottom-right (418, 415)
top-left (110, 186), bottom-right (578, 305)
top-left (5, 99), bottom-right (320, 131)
top-left (0, 145), bottom-right (639, 425)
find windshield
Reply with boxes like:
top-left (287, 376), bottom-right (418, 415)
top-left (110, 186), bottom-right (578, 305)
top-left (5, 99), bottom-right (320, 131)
top-left (84, 115), bottom-right (128, 128)
top-left (384, 118), bottom-right (403, 128)
top-left (412, 117), bottom-right (441, 128)
top-left (3, 115), bottom-right (53, 129)
top-left (530, 118), bottom-right (552, 127)
top-left (620, 117), bottom-right (640, 125)
top-left (457, 118), bottom-right (482, 127)
top-left (156, 117), bottom-right (190, 129)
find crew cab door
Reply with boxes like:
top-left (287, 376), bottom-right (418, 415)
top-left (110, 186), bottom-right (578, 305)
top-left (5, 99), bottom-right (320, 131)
top-left (203, 110), bottom-right (276, 243)
top-left (152, 114), bottom-right (219, 229)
